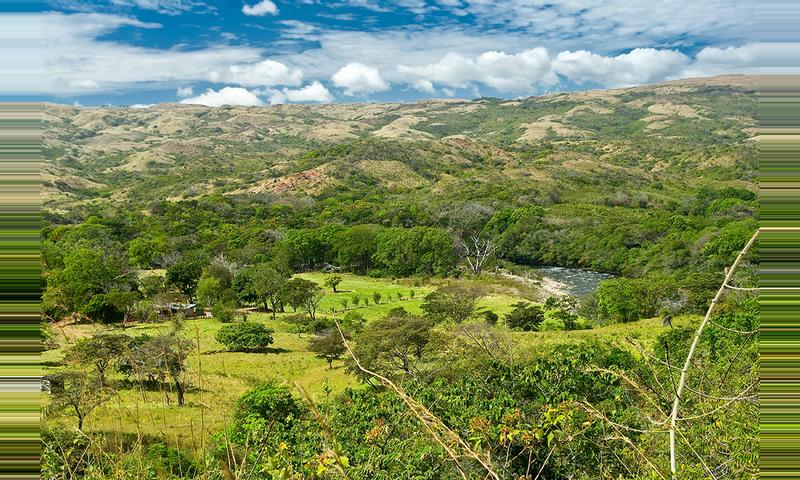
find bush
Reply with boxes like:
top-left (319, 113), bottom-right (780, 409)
top-left (236, 382), bottom-right (301, 423)
top-left (341, 311), bottom-right (366, 334)
top-left (215, 322), bottom-right (274, 352)
top-left (80, 294), bottom-right (125, 324)
top-left (145, 443), bottom-right (197, 478)
top-left (540, 312), bottom-right (566, 331)
top-left (504, 302), bottom-right (544, 331)
top-left (230, 382), bottom-right (303, 447)
top-left (211, 301), bottom-right (236, 323)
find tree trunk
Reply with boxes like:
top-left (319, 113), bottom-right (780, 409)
top-left (174, 378), bottom-right (185, 406)
top-left (73, 406), bottom-right (84, 430)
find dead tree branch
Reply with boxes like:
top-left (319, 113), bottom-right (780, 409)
top-left (668, 230), bottom-right (758, 477)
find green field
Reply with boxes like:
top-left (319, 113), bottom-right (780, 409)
top-left (43, 272), bottom-right (695, 452)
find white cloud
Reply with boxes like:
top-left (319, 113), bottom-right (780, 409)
top-left (215, 59), bottom-right (303, 87)
top-left (552, 48), bottom-right (690, 87)
top-left (176, 86), bottom-right (194, 97)
top-left (681, 43), bottom-right (799, 78)
top-left (68, 79), bottom-right (100, 89)
top-left (283, 81), bottom-right (333, 102)
top-left (109, 0), bottom-right (205, 15)
top-left (397, 47), bottom-right (557, 93)
top-left (180, 87), bottom-right (264, 106)
top-left (331, 63), bottom-right (390, 95)
top-left (410, 79), bottom-right (435, 94)
top-left (130, 103), bottom-right (154, 108)
top-left (242, 0), bottom-right (278, 16)
top-left (0, 12), bottom-right (265, 95)
top-left (397, 1), bottom-right (752, 49)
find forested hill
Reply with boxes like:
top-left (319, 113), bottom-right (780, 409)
top-left (43, 75), bottom-right (757, 277)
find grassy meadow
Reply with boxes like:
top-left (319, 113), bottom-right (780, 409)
top-left (42, 271), bottom-right (695, 452)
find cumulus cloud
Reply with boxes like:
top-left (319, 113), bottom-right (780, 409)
top-left (176, 86), bottom-right (193, 97)
top-left (552, 48), bottom-right (690, 87)
top-left (332, 63), bottom-right (390, 95)
top-left (265, 81), bottom-right (334, 104)
top-left (180, 87), bottom-right (264, 106)
top-left (242, 0), bottom-right (278, 16)
top-left (0, 12), bottom-right (265, 95)
top-left (397, 47), bottom-right (557, 93)
top-left (213, 59), bottom-right (303, 87)
top-left (283, 81), bottom-right (333, 102)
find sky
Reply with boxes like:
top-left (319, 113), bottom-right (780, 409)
top-left (0, 0), bottom-right (793, 106)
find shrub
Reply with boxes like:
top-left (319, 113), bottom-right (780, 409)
top-left (540, 311), bottom-right (566, 331)
top-left (80, 294), bottom-right (125, 324)
top-left (341, 311), bottom-right (366, 334)
top-left (230, 382), bottom-right (303, 448)
top-left (215, 322), bottom-right (274, 352)
top-left (504, 302), bottom-right (544, 331)
top-left (145, 443), bottom-right (197, 478)
top-left (211, 301), bottom-right (236, 323)
top-left (421, 285), bottom-right (483, 323)
top-left (308, 331), bottom-right (347, 368)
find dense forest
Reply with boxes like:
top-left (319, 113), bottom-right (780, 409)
top-left (42, 76), bottom-right (758, 479)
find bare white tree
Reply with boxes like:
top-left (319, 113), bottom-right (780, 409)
top-left (459, 235), bottom-right (497, 275)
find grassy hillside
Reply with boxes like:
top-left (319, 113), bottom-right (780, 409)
top-left (41, 76), bottom-right (758, 479)
top-left (43, 272), bottom-right (693, 451)
top-left (44, 76), bottom-right (756, 205)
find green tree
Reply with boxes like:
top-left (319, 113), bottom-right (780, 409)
top-left (504, 302), bottom-right (545, 331)
top-left (80, 293), bottom-right (130, 324)
top-left (216, 322), bottom-right (275, 352)
top-left (211, 300), bottom-right (237, 323)
top-left (331, 224), bottom-right (382, 273)
top-left (249, 264), bottom-right (288, 319)
top-left (421, 285), bottom-right (483, 323)
top-left (372, 291), bottom-right (382, 304)
top-left (285, 313), bottom-right (311, 337)
top-left (166, 254), bottom-right (206, 300)
top-left (126, 236), bottom-right (167, 268)
top-left (351, 312), bottom-right (435, 381)
top-left (308, 331), bottom-right (348, 368)
top-left (52, 245), bottom-right (134, 314)
top-left (280, 278), bottom-right (324, 321)
top-left (373, 227), bottom-right (457, 276)
top-left (46, 371), bottom-right (109, 430)
top-left (231, 382), bottom-right (302, 447)
top-left (324, 274), bottom-right (343, 293)
top-left (196, 276), bottom-right (224, 309)
top-left (128, 334), bottom-right (193, 405)
top-left (341, 311), bottom-right (366, 334)
top-left (67, 332), bottom-right (130, 386)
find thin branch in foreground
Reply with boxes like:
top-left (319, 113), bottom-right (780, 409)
top-left (668, 230), bottom-right (759, 477)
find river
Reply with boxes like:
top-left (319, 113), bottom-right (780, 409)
top-left (498, 265), bottom-right (614, 299)
top-left (532, 266), bottom-right (615, 298)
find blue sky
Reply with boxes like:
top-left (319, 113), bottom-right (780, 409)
top-left (0, 0), bottom-right (776, 106)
